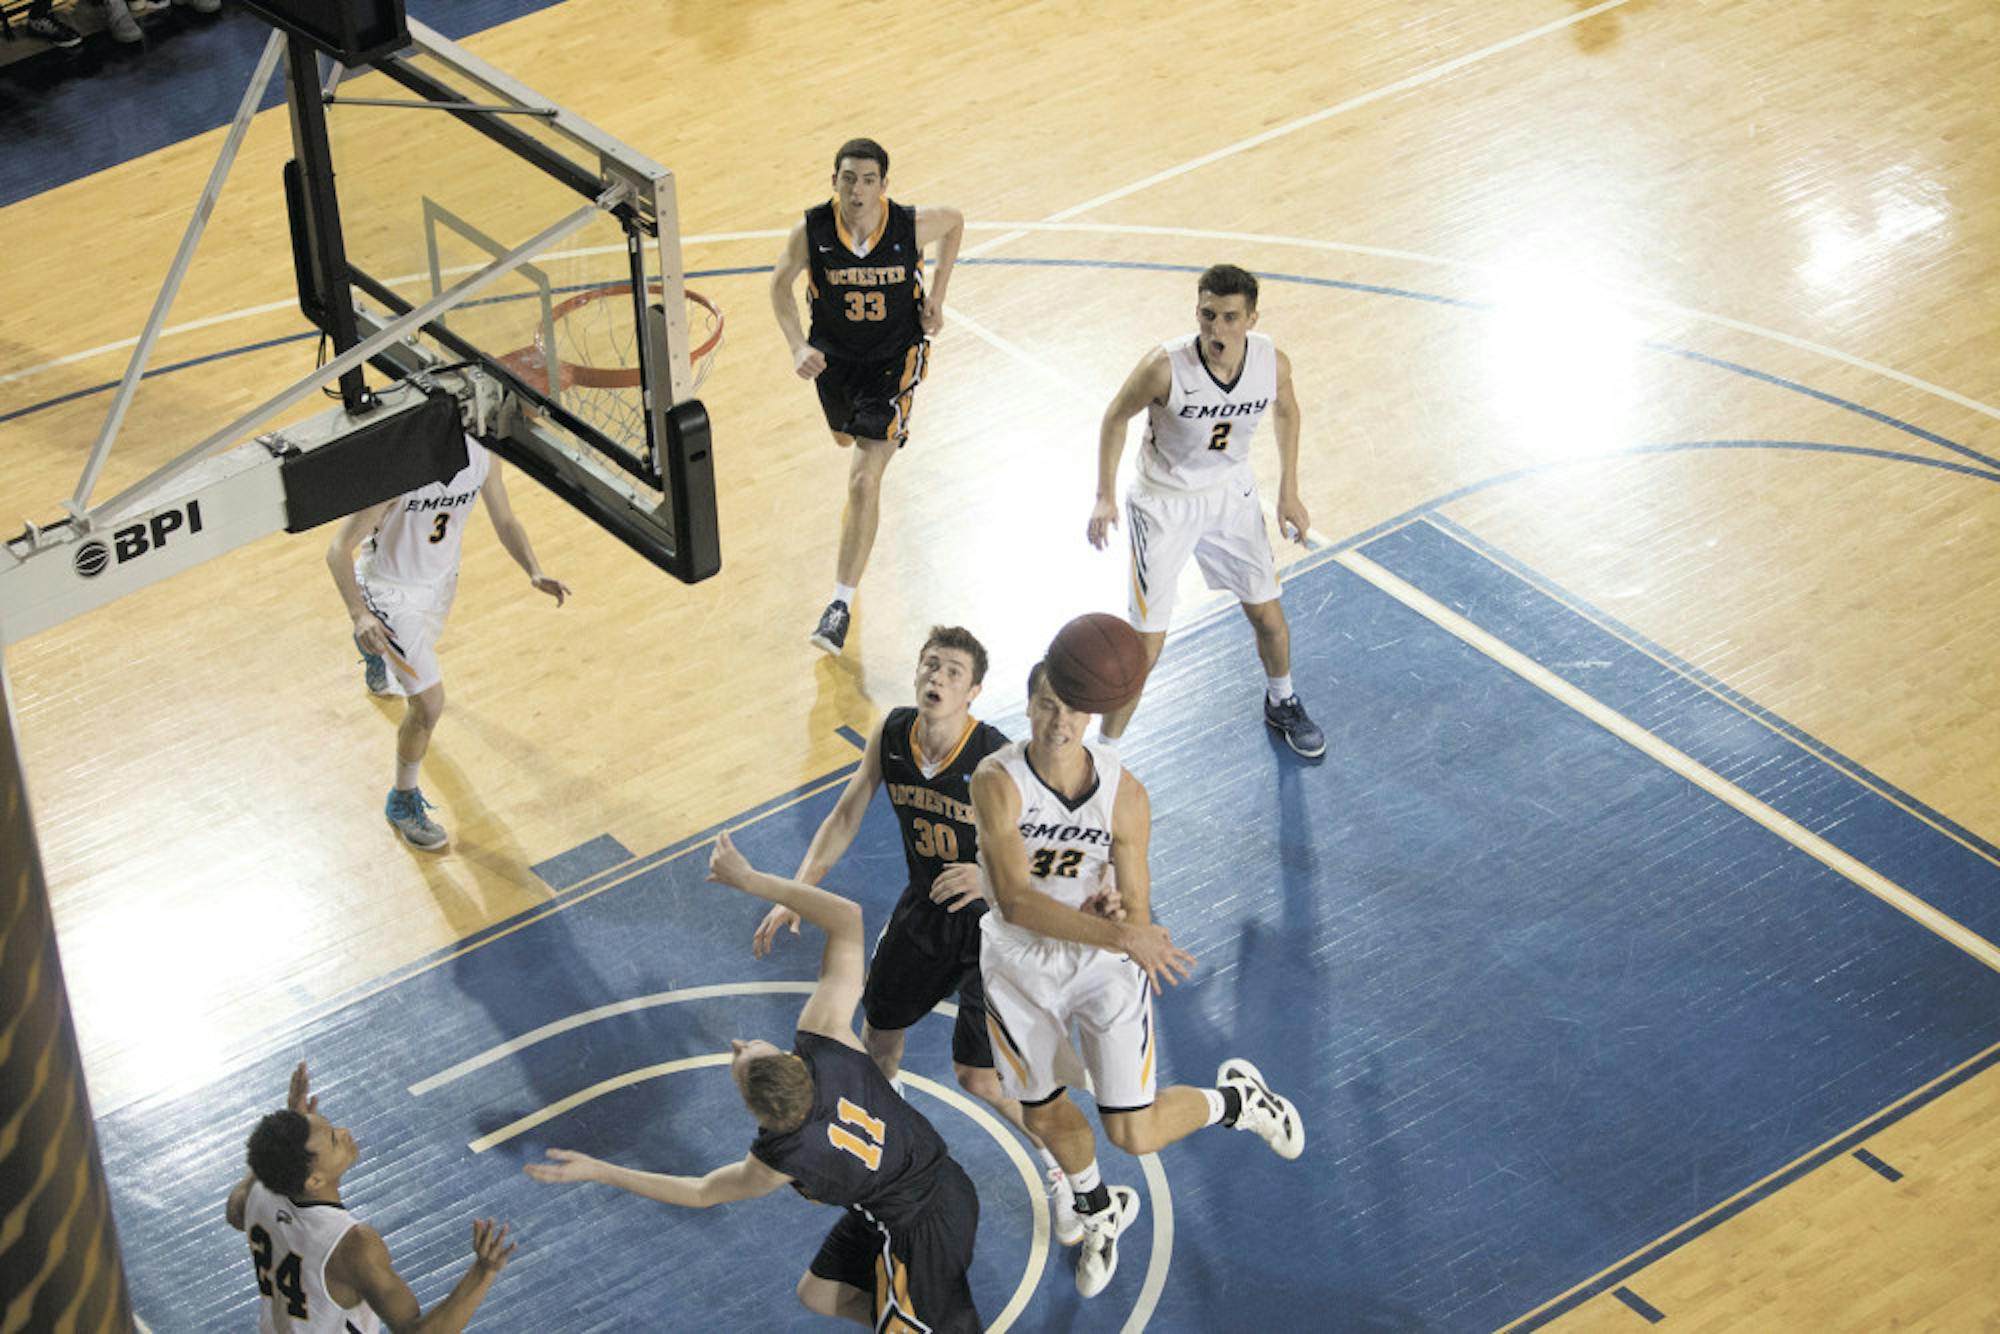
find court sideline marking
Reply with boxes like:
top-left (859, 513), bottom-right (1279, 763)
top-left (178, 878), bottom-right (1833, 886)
top-left (962, 0), bottom-right (1645, 254)
top-left (458, 1046), bottom-right (1137, 1332)
top-left (1335, 547), bottom-right (2000, 972)
top-left (1497, 1037), bottom-right (2000, 1330)
top-left (944, 276), bottom-right (2000, 884)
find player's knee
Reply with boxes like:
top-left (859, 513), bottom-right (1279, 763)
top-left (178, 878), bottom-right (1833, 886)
top-left (795, 1272), bottom-right (832, 1315)
top-left (1020, 1097), bottom-right (1059, 1138)
top-left (1242, 598), bottom-right (1284, 631)
top-left (954, 1062), bottom-right (1000, 1102)
top-left (409, 688), bottom-right (445, 730)
top-left (846, 465), bottom-right (882, 507)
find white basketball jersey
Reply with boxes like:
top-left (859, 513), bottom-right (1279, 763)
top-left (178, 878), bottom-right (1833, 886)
top-left (980, 740), bottom-right (1121, 950)
top-left (358, 437), bottom-right (491, 588)
top-left (1136, 332), bottom-right (1277, 493)
top-left (243, 1182), bottom-right (383, 1334)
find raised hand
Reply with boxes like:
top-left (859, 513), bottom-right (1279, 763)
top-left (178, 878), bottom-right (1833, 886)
top-left (286, 1061), bottom-right (318, 1116)
top-left (707, 831), bottom-right (754, 890)
top-left (469, 1218), bottom-right (517, 1276)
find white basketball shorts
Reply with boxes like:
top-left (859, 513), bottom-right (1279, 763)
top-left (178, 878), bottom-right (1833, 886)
top-left (357, 570), bottom-right (457, 695)
top-left (1124, 477), bottom-right (1281, 632)
top-left (979, 926), bottom-right (1159, 1112)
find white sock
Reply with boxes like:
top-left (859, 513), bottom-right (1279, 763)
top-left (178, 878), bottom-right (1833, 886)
top-left (1036, 1146), bottom-right (1061, 1176)
top-left (395, 760), bottom-right (421, 791)
top-left (832, 583), bottom-right (857, 606)
top-left (1068, 1160), bottom-right (1101, 1195)
top-left (1266, 674), bottom-right (1293, 704)
top-left (1201, 1087), bottom-right (1229, 1126)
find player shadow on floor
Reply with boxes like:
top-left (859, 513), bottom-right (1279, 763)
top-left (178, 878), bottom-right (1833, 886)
top-left (406, 742), bottom-right (552, 939)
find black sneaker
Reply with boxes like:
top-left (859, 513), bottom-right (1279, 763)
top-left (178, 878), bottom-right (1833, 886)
top-left (809, 600), bottom-right (850, 654)
top-left (23, 14), bottom-right (84, 46)
top-left (1264, 693), bottom-right (1326, 758)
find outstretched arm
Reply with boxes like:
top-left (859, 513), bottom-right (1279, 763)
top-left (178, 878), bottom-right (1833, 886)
top-left (769, 221), bottom-right (824, 379)
top-left (1088, 346), bottom-right (1172, 549)
top-left (524, 1148), bottom-right (790, 1209)
top-left (915, 205), bottom-right (965, 334)
top-left (754, 720), bottom-right (886, 956)
top-left (480, 463), bottom-right (570, 604)
top-left (709, 833), bottom-right (865, 1042)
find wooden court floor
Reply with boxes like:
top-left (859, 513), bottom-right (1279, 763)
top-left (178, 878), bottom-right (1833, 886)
top-left (2, 0), bottom-right (1997, 1326)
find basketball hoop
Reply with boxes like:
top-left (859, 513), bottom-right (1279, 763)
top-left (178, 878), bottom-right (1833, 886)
top-left (499, 282), bottom-right (723, 399)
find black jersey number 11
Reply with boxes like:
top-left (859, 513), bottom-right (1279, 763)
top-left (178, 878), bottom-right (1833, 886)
top-left (827, 1097), bottom-right (887, 1171)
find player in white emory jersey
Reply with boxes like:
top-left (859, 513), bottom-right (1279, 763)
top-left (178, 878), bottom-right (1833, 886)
top-left (971, 658), bottom-right (1305, 1298)
top-left (326, 436), bottom-right (571, 849)
top-left (226, 1062), bottom-right (514, 1333)
top-left (1086, 264), bottom-right (1326, 758)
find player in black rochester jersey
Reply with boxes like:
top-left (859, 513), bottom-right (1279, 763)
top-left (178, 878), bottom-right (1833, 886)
top-left (528, 832), bottom-right (981, 1332)
top-left (754, 627), bottom-right (1111, 1248)
top-left (769, 137), bottom-right (966, 655)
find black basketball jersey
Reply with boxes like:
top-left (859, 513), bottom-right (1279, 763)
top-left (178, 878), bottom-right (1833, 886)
top-left (878, 707), bottom-right (1008, 893)
top-left (805, 200), bottom-right (925, 362)
top-left (750, 1031), bottom-right (952, 1229)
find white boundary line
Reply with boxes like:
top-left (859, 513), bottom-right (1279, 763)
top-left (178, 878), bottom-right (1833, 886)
top-left (409, 980), bottom-right (813, 1095)
top-left (11, 220), bottom-right (1993, 432)
top-left (1121, 1151), bottom-right (1175, 1334)
top-left (1336, 548), bottom-right (2000, 973)
top-left (965, 0), bottom-right (1645, 256)
top-left (471, 1054), bottom-right (1056, 1331)
top-left (1052, 1), bottom-right (1642, 224)
top-left (427, 985), bottom-right (1174, 1326)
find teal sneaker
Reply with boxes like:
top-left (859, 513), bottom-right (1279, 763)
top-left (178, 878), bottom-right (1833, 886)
top-left (384, 787), bottom-right (447, 850)
top-left (354, 636), bottom-right (391, 696)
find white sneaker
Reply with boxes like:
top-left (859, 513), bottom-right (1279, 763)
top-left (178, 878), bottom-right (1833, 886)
top-left (1047, 1166), bottom-right (1082, 1247)
top-left (1218, 1057), bottom-right (1304, 1160)
top-left (1073, 1184), bottom-right (1140, 1298)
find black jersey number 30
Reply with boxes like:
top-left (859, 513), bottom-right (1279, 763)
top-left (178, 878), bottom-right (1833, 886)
top-left (248, 1224), bottom-right (308, 1318)
top-left (911, 817), bottom-right (959, 861)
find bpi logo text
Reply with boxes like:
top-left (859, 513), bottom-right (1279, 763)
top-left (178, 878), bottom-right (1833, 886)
top-left (72, 501), bottom-right (205, 579)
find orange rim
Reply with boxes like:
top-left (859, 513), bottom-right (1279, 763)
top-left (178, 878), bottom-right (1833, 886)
top-left (499, 282), bottom-right (722, 391)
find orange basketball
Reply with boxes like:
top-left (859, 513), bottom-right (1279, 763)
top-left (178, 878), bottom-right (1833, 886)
top-left (1044, 613), bottom-right (1149, 714)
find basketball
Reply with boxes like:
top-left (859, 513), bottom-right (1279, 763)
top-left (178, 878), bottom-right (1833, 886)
top-left (1044, 613), bottom-right (1149, 714)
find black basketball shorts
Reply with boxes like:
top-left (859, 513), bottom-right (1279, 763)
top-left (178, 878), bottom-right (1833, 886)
top-left (814, 339), bottom-right (929, 445)
top-left (808, 1160), bottom-right (981, 1334)
top-left (862, 885), bottom-right (992, 1069)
